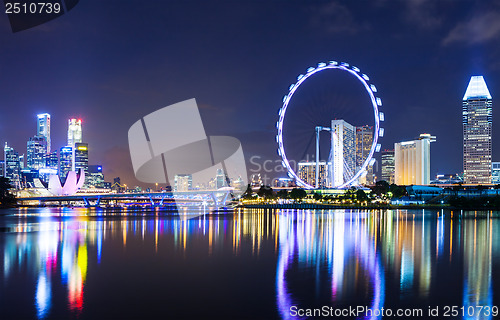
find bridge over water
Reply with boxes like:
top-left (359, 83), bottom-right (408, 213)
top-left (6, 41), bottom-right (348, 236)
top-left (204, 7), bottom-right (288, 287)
top-left (17, 190), bottom-right (233, 208)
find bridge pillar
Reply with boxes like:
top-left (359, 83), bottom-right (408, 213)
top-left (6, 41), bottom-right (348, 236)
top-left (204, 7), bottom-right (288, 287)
top-left (83, 197), bottom-right (90, 207)
top-left (220, 191), bottom-right (230, 206)
top-left (210, 192), bottom-right (218, 207)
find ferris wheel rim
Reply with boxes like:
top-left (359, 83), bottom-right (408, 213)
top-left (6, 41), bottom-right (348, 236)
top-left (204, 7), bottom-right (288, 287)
top-left (276, 61), bottom-right (384, 189)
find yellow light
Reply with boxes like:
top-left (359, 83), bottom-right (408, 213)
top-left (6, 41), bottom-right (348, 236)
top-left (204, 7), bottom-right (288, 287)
top-left (77, 146), bottom-right (87, 151)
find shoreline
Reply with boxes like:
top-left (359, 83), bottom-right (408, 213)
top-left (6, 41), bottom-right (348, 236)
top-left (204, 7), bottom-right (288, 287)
top-left (239, 203), bottom-right (500, 212)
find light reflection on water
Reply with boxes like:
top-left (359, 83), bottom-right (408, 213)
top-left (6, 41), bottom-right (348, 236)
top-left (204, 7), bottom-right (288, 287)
top-left (0, 208), bottom-right (499, 319)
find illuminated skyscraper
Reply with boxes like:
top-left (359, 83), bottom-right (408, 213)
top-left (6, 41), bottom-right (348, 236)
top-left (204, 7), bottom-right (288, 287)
top-left (4, 142), bottom-right (21, 187)
top-left (463, 76), bottom-right (492, 184)
top-left (27, 136), bottom-right (47, 170)
top-left (88, 165), bottom-right (105, 188)
top-left (216, 168), bottom-right (226, 189)
top-left (395, 134), bottom-right (436, 185)
top-left (59, 146), bottom-right (73, 181)
top-left (174, 174), bottom-right (192, 192)
top-left (37, 113), bottom-right (50, 154)
top-left (298, 161), bottom-right (327, 188)
top-left (356, 125), bottom-right (374, 185)
top-left (381, 149), bottom-right (395, 184)
top-left (74, 143), bottom-right (89, 184)
top-left (67, 118), bottom-right (82, 147)
top-left (329, 119), bottom-right (355, 187)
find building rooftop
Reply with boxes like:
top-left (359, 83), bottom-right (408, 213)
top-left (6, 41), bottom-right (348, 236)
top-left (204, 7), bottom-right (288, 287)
top-left (463, 76), bottom-right (492, 100)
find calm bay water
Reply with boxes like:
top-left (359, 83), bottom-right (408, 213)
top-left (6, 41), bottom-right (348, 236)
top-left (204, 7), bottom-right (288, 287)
top-left (1, 208), bottom-right (500, 319)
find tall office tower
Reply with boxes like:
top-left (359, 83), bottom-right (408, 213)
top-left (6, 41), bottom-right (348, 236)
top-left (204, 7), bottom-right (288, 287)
top-left (74, 143), bottom-right (89, 185)
top-left (45, 150), bottom-right (58, 169)
top-left (298, 161), bottom-right (327, 188)
top-left (381, 149), bottom-right (395, 184)
top-left (463, 76), bottom-right (493, 184)
top-left (329, 119), bottom-right (356, 187)
top-left (37, 113), bottom-right (51, 154)
top-left (88, 165), bottom-right (105, 188)
top-left (216, 168), bottom-right (226, 189)
top-left (4, 143), bottom-right (21, 187)
top-left (356, 125), bottom-right (374, 185)
top-left (395, 134), bottom-right (436, 185)
top-left (59, 146), bottom-right (73, 181)
top-left (174, 174), bottom-right (192, 192)
top-left (27, 136), bottom-right (47, 170)
top-left (67, 118), bottom-right (82, 147)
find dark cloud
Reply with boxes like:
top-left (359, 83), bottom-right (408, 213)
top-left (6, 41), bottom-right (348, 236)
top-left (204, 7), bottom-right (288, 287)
top-left (443, 10), bottom-right (500, 45)
top-left (309, 2), bottom-right (368, 34)
top-left (404, 0), bottom-right (443, 30)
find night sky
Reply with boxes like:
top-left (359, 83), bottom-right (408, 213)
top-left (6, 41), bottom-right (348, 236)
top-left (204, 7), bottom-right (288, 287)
top-left (1, 0), bottom-right (500, 187)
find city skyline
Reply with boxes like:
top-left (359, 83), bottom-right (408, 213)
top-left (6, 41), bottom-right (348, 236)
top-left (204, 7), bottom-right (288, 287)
top-left (0, 1), bottom-right (499, 187)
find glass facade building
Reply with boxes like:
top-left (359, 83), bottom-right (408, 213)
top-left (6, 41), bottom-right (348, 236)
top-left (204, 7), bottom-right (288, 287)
top-left (67, 118), bottom-right (82, 147)
top-left (329, 120), bottom-right (356, 187)
top-left (462, 76), bottom-right (492, 184)
top-left (88, 165), bottom-right (105, 188)
top-left (355, 125), bottom-right (374, 185)
top-left (59, 146), bottom-right (73, 182)
top-left (298, 161), bottom-right (327, 188)
top-left (381, 149), bottom-right (395, 184)
top-left (174, 174), bottom-right (193, 192)
top-left (4, 142), bottom-right (21, 187)
top-left (37, 113), bottom-right (51, 154)
top-left (74, 143), bottom-right (89, 186)
top-left (27, 136), bottom-right (47, 170)
top-left (492, 162), bottom-right (500, 185)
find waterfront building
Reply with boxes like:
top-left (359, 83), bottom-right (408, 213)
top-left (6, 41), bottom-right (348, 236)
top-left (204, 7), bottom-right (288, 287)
top-left (20, 168), bottom-right (39, 188)
top-left (74, 143), bottom-right (89, 184)
top-left (395, 134), bottom-right (436, 185)
top-left (356, 125), bottom-right (374, 185)
top-left (430, 173), bottom-right (463, 185)
top-left (27, 136), bottom-right (47, 170)
top-left (329, 119), bottom-right (356, 187)
top-left (463, 76), bottom-right (492, 184)
top-left (216, 168), bottom-right (226, 189)
top-left (87, 165), bottom-right (105, 188)
top-left (0, 160), bottom-right (3, 177)
top-left (4, 143), bottom-right (21, 188)
top-left (492, 162), bottom-right (500, 185)
top-left (298, 161), bottom-right (327, 188)
top-left (381, 149), bottom-right (395, 184)
top-left (272, 177), bottom-right (295, 188)
top-left (37, 113), bottom-right (51, 154)
top-left (232, 176), bottom-right (246, 191)
top-left (67, 118), bottom-right (82, 147)
top-left (59, 146), bottom-right (73, 181)
top-left (174, 174), bottom-right (192, 192)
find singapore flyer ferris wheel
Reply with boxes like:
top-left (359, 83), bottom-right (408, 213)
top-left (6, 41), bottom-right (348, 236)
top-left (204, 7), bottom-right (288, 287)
top-left (276, 61), bottom-right (385, 189)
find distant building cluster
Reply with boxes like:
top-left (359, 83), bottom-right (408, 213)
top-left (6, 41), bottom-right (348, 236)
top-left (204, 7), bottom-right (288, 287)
top-left (173, 169), bottom-right (246, 192)
top-left (2, 114), bottom-right (108, 190)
